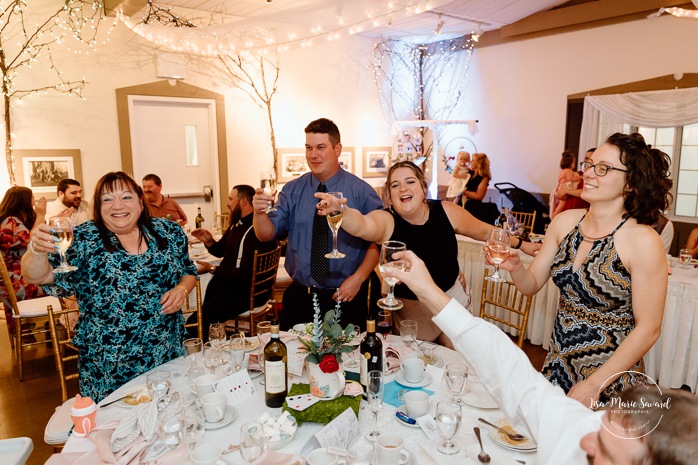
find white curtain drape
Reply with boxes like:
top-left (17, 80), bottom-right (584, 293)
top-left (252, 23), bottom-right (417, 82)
top-left (579, 87), bottom-right (698, 157)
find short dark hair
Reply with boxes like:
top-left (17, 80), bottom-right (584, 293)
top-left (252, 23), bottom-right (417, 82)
top-left (304, 118), bottom-right (341, 146)
top-left (57, 178), bottom-right (80, 194)
top-left (93, 172), bottom-right (166, 253)
top-left (605, 132), bottom-right (672, 226)
top-left (233, 185), bottom-right (255, 203)
top-left (560, 150), bottom-right (576, 170)
top-left (142, 174), bottom-right (162, 186)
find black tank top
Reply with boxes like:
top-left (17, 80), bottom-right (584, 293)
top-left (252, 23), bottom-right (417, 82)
top-left (389, 200), bottom-right (459, 299)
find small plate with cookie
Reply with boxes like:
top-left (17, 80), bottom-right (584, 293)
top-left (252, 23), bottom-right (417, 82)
top-left (116, 385), bottom-right (152, 408)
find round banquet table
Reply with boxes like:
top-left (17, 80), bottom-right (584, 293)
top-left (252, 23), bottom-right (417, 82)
top-left (61, 334), bottom-right (539, 465)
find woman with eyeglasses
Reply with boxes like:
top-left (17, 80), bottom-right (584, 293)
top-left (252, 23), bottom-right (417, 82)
top-left (494, 133), bottom-right (672, 409)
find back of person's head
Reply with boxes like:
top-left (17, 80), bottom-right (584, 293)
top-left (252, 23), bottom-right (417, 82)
top-left (384, 161), bottom-right (428, 205)
top-left (610, 386), bottom-right (698, 465)
top-left (234, 185), bottom-right (255, 203)
top-left (605, 133), bottom-right (672, 226)
top-left (57, 178), bottom-right (80, 194)
top-left (0, 186), bottom-right (36, 228)
top-left (142, 173), bottom-right (162, 186)
top-left (560, 150), bottom-right (576, 170)
top-left (473, 153), bottom-right (492, 179)
top-left (305, 118), bottom-right (341, 146)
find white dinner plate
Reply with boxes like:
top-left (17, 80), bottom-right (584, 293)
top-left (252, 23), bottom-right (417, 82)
top-left (395, 371), bottom-right (432, 388)
top-left (111, 385), bottom-right (151, 409)
top-left (465, 444), bottom-right (520, 465)
top-left (395, 405), bottom-right (421, 428)
top-left (204, 405), bottom-right (238, 430)
top-left (486, 418), bottom-right (537, 452)
top-left (462, 385), bottom-right (498, 409)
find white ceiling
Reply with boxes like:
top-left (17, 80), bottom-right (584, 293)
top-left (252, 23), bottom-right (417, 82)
top-left (142, 0), bottom-right (571, 44)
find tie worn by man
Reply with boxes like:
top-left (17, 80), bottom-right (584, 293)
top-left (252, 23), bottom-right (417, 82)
top-left (192, 185), bottom-right (277, 340)
top-left (252, 118), bottom-right (383, 330)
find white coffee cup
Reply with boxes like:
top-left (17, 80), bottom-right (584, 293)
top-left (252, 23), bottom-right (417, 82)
top-left (307, 448), bottom-right (339, 465)
top-left (191, 444), bottom-right (221, 465)
top-left (404, 389), bottom-right (430, 418)
top-left (192, 374), bottom-right (219, 397)
top-left (375, 434), bottom-right (409, 465)
top-left (200, 392), bottom-right (227, 423)
top-left (400, 357), bottom-right (425, 383)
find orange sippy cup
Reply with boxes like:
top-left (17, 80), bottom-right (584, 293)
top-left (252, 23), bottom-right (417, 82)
top-left (71, 394), bottom-right (97, 437)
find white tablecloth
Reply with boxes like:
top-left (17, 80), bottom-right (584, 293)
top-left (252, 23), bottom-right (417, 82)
top-left (456, 236), bottom-right (698, 391)
top-left (61, 335), bottom-right (539, 465)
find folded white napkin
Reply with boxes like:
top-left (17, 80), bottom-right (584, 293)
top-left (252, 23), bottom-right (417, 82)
top-left (111, 400), bottom-right (158, 452)
top-left (384, 344), bottom-right (414, 374)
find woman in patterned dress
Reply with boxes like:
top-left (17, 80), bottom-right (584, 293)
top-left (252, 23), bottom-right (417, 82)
top-left (496, 133), bottom-right (672, 408)
top-left (22, 172), bottom-right (197, 401)
top-left (0, 187), bottom-right (46, 332)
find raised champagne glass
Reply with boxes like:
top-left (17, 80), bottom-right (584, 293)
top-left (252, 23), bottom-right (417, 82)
top-left (377, 240), bottom-right (407, 310)
top-left (486, 228), bottom-right (511, 283)
top-left (325, 192), bottom-right (345, 259)
top-left (48, 217), bottom-right (77, 273)
top-left (260, 172), bottom-right (277, 213)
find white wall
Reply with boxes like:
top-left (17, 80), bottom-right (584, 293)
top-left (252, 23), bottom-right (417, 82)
top-left (4, 12), bottom-right (698, 204)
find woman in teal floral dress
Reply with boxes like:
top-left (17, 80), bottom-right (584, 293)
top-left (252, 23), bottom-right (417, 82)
top-left (22, 172), bottom-right (197, 401)
top-left (0, 187), bottom-right (46, 332)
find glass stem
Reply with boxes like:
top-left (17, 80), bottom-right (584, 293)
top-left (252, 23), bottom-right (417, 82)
top-left (59, 250), bottom-right (67, 267)
top-left (332, 230), bottom-right (338, 253)
top-left (373, 410), bottom-right (378, 433)
top-left (387, 284), bottom-right (395, 300)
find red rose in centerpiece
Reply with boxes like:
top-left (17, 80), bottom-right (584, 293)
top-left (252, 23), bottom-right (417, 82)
top-left (319, 354), bottom-right (340, 373)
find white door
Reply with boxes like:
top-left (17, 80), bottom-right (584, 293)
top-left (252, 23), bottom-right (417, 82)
top-left (128, 95), bottom-right (220, 228)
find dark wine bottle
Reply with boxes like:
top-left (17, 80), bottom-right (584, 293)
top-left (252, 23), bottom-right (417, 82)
top-left (496, 207), bottom-right (507, 229)
top-left (264, 320), bottom-right (288, 407)
top-left (195, 207), bottom-right (205, 229)
top-left (360, 319), bottom-right (383, 392)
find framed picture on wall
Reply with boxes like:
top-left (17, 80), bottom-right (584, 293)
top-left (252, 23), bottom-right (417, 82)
top-left (339, 147), bottom-right (355, 174)
top-left (362, 147), bottom-right (391, 178)
top-left (277, 148), bottom-right (309, 183)
top-left (14, 149), bottom-right (83, 198)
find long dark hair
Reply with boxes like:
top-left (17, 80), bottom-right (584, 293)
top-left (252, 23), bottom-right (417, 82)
top-left (92, 172), bottom-right (167, 252)
top-left (605, 132), bottom-right (672, 226)
top-left (0, 186), bottom-right (36, 229)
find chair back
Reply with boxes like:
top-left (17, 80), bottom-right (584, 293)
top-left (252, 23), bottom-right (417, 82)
top-left (479, 268), bottom-right (533, 347)
top-left (250, 246), bottom-right (282, 311)
top-left (214, 213), bottom-right (230, 230)
top-left (182, 280), bottom-right (203, 340)
top-left (510, 210), bottom-right (536, 233)
top-left (46, 304), bottom-right (79, 403)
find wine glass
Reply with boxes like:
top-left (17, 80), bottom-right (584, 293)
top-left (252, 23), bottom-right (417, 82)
top-left (377, 240), bottom-right (407, 310)
top-left (158, 411), bottom-right (184, 450)
top-left (325, 192), bottom-right (346, 259)
top-left (399, 319), bottom-right (418, 348)
top-left (680, 248), bottom-right (693, 269)
top-left (229, 334), bottom-right (245, 373)
top-left (376, 311), bottom-right (393, 340)
top-left (209, 322), bottom-right (226, 345)
top-left (435, 401), bottom-right (462, 454)
top-left (486, 228), bottom-right (511, 283)
top-left (203, 341), bottom-right (223, 374)
top-left (260, 171), bottom-right (277, 213)
top-left (48, 217), bottom-right (77, 273)
top-left (182, 397), bottom-right (205, 449)
top-left (366, 370), bottom-right (384, 440)
top-left (147, 370), bottom-right (171, 400)
top-left (444, 363), bottom-right (468, 404)
top-left (240, 422), bottom-right (267, 462)
top-left (256, 321), bottom-right (272, 385)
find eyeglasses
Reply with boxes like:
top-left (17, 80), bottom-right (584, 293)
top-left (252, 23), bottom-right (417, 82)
top-left (580, 161), bottom-right (628, 177)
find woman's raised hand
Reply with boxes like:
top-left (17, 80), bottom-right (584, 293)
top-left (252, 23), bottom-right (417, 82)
top-left (482, 241), bottom-right (522, 271)
top-left (29, 221), bottom-right (57, 255)
top-left (314, 192), bottom-right (347, 216)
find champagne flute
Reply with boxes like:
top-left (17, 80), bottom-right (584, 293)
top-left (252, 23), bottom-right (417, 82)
top-left (376, 310), bottom-right (393, 340)
top-left (680, 248), bottom-right (693, 269)
top-left (240, 422), bottom-right (267, 462)
top-left (486, 228), bottom-right (511, 283)
top-left (325, 192), bottom-right (346, 259)
top-left (377, 240), bottom-right (407, 310)
top-left (48, 217), bottom-right (77, 273)
top-left (435, 401), bottom-right (462, 454)
top-left (260, 171), bottom-right (277, 213)
top-left (229, 334), bottom-right (245, 373)
top-left (444, 363), bottom-right (468, 404)
top-left (399, 319), bottom-right (418, 348)
top-left (366, 370), bottom-right (384, 440)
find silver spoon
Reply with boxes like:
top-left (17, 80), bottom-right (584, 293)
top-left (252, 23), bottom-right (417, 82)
top-left (478, 417), bottom-right (527, 442)
top-left (473, 427), bottom-right (491, 463)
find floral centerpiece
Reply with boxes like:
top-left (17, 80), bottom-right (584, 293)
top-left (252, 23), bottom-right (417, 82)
top-left (297, 295), bottom-right (357, 399)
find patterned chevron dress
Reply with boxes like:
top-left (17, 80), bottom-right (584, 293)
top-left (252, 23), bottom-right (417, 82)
top-left (542, 215), bottom-right (644, 402)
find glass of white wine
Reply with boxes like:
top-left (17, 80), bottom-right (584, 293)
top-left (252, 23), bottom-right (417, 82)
top-left (260, 172), bottom-right (277, 213)
top-left (377, 240), bottom-right (407, 310)
top-left (486, 228), bottom-right (510, 283)
top-left (48, 217), bottom-right (77, 273)
top-left (325, 192), bottom-right (345, 259)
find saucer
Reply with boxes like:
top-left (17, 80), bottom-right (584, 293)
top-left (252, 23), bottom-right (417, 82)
top-left (395, 372), bottom-right (432, 388)
top-left (395, 405), bottom-right (420, 428)
top-left (204, 405), bottom-right (238, 430)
